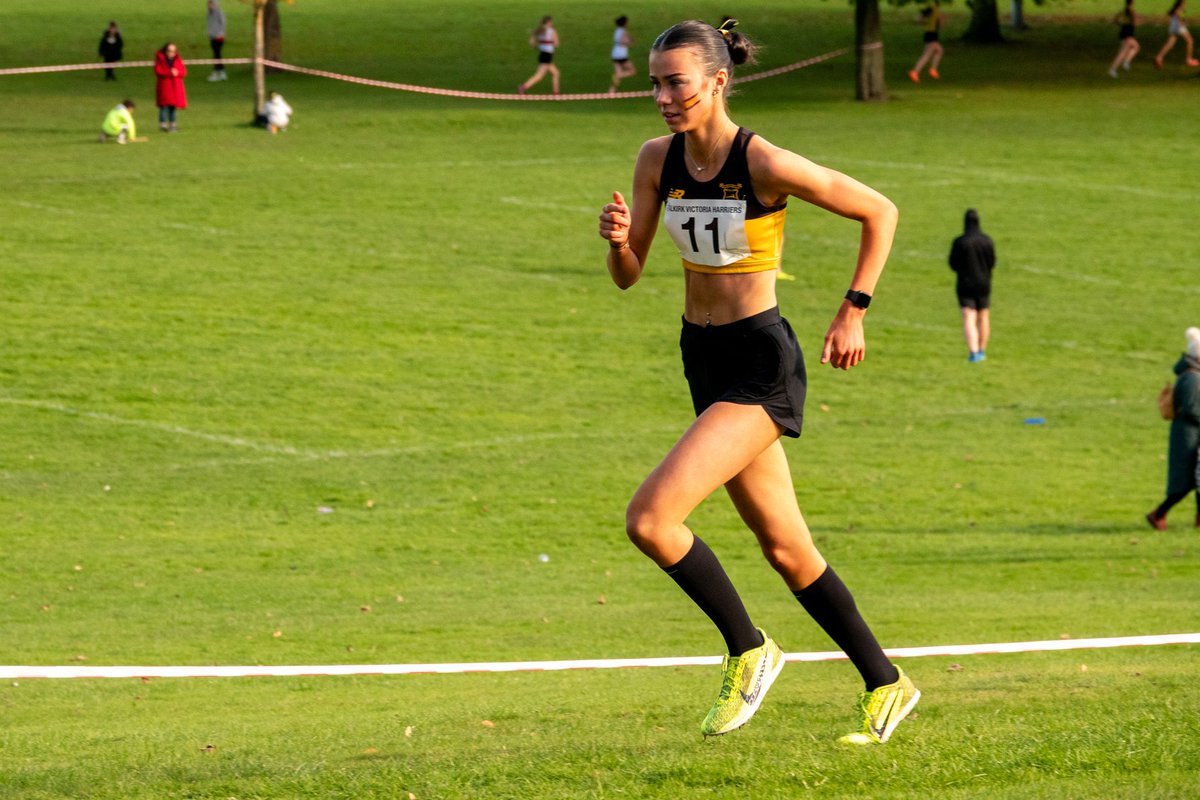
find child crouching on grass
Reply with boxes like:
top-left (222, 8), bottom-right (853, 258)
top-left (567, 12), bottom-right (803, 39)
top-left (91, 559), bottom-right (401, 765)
top-left (98, 99), bottom-right (146, 144)
top-left (264, 91), bottom-right (293, 134)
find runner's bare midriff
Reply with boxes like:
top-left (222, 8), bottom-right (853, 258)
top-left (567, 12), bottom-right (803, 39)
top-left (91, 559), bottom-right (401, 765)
top-left (683, 269), bottom-right (778, 326)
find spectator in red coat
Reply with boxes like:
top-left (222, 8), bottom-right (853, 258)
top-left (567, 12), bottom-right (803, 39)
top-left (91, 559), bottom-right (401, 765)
top-left (154, 42), bottom-right (188, 132)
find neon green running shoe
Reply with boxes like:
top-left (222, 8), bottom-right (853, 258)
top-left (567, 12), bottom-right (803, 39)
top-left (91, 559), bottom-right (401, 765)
top-left (838, 667), bottom-right (920, 745)
top-left (700, 629), bottom-right (784, 737)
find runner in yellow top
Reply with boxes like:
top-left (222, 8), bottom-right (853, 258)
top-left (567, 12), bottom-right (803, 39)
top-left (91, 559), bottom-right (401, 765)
top-left (658, 126), bottom-right (787, 274)
top-left (909, 1), bottom-right (945, 83)
top-left (597, 18), bottom-right (919, 745)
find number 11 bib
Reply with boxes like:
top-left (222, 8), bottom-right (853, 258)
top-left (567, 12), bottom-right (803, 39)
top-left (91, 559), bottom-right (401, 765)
top-left (663, 196), bottom-right (751, 268)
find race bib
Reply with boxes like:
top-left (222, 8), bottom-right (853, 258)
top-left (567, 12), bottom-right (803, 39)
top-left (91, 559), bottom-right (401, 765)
top-left (662, 198), bottom-right (750, 267)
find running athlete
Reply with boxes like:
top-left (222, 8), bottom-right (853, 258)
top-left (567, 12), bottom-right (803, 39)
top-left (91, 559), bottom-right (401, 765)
top-left (909, 1), bottom-right (945, 83)
top-left (519, 15), bottom-right (561, 95)
top-left (609, 15), bottom-right (636, 94)
top-left (1154, 0), bottom-right (1200, 67)
top-left (597, 18), bottom-right (919, 745)
top-left (1110, 0), bottom-right (1141, 77)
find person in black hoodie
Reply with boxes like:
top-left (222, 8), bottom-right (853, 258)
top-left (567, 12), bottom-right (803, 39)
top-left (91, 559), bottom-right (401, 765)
top-left (99, 21), bottom-right (123, 81)
top-left (949, 208), bottom-right (996, 362)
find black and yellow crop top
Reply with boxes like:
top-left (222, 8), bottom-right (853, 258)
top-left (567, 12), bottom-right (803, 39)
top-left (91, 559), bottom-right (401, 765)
top-left (657, 127), bottom-right (787, 274)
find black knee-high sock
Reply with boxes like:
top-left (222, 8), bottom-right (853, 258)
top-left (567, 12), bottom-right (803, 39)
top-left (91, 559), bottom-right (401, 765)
top-left (794, 565), bottom-right (898, 691)
top-left (664, 536), bottom-right (764, 656)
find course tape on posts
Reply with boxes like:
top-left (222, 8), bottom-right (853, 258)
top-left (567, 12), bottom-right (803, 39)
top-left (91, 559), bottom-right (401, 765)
top-left (0, 50), bottom-right (849, 100)
top-left (0, 58), bottom-right (253, 75)
top-left (258, 51), bottom-right (849, 100)
top-left (3, 633), bottom-right (1197, 680)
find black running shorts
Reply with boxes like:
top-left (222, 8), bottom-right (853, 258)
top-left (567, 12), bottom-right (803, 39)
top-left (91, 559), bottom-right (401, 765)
top-left (679, 306), bottom-right (807, 438)
top-left (957, 292), bottom-right (991, 310)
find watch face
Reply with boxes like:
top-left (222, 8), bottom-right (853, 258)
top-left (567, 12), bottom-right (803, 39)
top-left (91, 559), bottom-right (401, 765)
top-left (846, 290), bottom-right (871, 308)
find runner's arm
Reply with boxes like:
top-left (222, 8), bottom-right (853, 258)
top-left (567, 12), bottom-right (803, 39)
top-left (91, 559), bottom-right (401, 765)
top-left (601, 139), bottom-right (665, 289)
top-left (752, 140), bottom-right (898, 368)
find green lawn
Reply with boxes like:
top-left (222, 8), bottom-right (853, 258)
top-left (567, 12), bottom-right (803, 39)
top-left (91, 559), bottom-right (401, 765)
top-left (2, 1), bottom-right (1199, 798)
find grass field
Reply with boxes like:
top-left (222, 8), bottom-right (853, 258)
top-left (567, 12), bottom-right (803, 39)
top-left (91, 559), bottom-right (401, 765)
top-left (2, 0), bottom-right (1199, 798)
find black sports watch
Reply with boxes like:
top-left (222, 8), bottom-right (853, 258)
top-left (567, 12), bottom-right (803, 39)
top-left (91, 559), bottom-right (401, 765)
top-left (844, 289), bottom-right (872, 309)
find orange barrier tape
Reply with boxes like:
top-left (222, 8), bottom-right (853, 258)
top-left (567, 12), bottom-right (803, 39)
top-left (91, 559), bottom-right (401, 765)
top-left (0, 58), bottom-right (253, 75)
top-left (259, 48), bottom-right (850, 100)
top-left (0, 49), bottom-right (849, 100)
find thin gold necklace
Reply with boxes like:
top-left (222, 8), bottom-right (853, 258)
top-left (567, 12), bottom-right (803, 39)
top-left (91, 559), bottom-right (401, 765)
top-left (685, 125), bottom-right (733, 174)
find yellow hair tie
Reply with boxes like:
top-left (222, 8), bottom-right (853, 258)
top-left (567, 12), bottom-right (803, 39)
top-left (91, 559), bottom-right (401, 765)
top-left (716, 18), bottom-right (738, 38)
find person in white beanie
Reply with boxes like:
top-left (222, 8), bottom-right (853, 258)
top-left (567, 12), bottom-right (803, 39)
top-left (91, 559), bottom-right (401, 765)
top-left (264, 91), bottom-right (293, 133)
top-left (1147, 326), bottom-right (1200, 529)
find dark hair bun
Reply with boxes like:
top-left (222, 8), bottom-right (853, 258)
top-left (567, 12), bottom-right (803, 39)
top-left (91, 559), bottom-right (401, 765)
top-left (725, 30), bottom-right (756, 66)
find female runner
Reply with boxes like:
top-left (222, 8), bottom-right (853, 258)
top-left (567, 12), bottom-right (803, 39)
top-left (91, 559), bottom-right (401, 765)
top-left (609, 15), bottom-right (636, 94)
top-left (909, 1), bottom-right (945, 83)
top-left (519, 15), bottom-right (561, 95)
top-left (1154, 0), bottom-right (1200, 67)
top-left (597, 19), bottom-right (919, 745)
top-left (1109, 0), bottom-right (1141, 77)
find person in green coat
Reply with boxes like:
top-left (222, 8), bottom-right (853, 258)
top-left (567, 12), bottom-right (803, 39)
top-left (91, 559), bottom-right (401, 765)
top-left (1147, 326), bottom-right (1200, 529)
top-left (99, 99), bottom-right (144, 144)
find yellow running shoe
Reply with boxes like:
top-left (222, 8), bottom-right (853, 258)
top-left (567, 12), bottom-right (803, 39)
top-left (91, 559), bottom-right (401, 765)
top-left (700, 630), bottom-right (784, 737)
top-left (838, 667), bottom-right (920, 745)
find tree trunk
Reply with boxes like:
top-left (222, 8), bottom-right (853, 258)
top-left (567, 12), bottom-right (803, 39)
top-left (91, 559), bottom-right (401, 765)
top-left (855, 0), bottom-right (888, 101)
top-left (964, 0), bottom-right (1005, 42)
top-left (264, 0), bottom-right (283, 60)
top-left (1009, 0), bottom-right (1027, 30)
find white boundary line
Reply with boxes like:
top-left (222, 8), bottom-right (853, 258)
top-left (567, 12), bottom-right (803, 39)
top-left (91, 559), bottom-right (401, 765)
top-left (4, 634), bottom-right (1197, 680)
top-left (0, 396), bottom-right (320, 457)
top-left (0, 395), bottom-right (680, 463)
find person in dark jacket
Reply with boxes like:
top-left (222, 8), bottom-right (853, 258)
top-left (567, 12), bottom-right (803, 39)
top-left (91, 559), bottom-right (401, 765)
top-left (1147, 327), bottom-right (1200, 530)
top-left (949, 208), bottom-right (996, 363)
top-left (99, 21), bottom-right (123, 81)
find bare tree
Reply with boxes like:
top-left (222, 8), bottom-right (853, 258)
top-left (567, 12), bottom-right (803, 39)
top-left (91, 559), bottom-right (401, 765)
top-left (856, 0), bottom-right (889, 100)
top-left (239, 0), bottom-right (292, 121)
